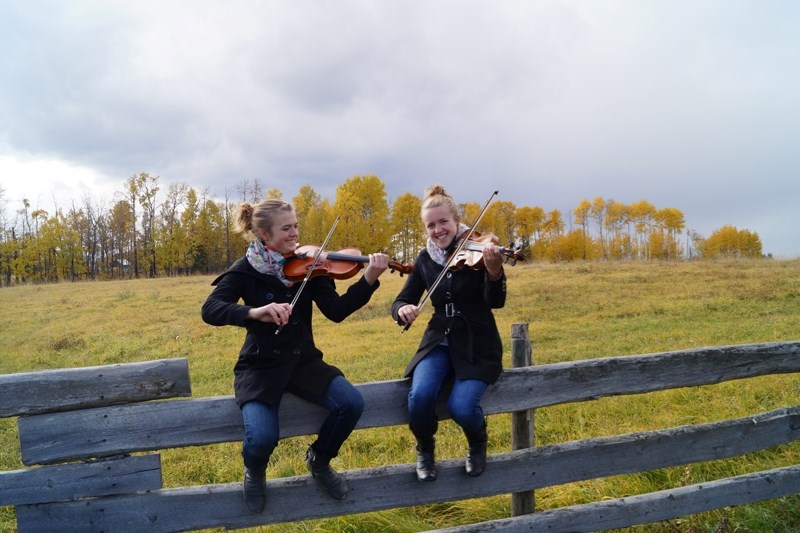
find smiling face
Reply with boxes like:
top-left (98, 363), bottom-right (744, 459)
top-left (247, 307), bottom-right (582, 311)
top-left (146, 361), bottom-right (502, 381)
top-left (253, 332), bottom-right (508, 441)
top-left (259, 209), bottom-right (299, 255)
top-left (422, 204), bottom-right (459, 250)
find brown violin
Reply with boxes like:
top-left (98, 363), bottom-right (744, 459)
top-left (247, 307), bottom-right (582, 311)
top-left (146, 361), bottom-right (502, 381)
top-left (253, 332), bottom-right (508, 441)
top-left (283, 245), bottom-right (413, 282)
top-left (449, 231), bottom-right (524, 270)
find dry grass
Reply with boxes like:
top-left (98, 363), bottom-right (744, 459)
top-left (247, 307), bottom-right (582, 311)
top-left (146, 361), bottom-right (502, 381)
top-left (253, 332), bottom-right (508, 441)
top-left (2, 259), bottom-right (799, 532)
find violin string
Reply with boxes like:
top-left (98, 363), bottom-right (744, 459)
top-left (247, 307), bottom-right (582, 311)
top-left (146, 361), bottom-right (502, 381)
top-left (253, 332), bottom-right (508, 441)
top-left (402, 190), bottom-right (498, 332)
top-left (275, 215), bottom-right (340, 335)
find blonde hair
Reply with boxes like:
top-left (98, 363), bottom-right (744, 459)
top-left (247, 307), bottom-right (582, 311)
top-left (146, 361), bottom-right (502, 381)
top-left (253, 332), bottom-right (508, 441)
top-left (421, 184), bottom-right (460, 222)
top-left (235, 199), bottom-right (294, 242)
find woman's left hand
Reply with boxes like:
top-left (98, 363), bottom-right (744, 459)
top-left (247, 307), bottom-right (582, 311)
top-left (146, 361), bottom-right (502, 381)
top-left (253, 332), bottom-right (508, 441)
top-left (482, 242), bottom-right (503, 280)
top-left (364, 253), bottom-right (390, 285)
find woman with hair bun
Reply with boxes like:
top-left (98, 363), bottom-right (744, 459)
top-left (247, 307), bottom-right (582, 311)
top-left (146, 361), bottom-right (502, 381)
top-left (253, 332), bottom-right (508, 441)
top-left (391, 185), bottom-right (507, 482)
top-left (202, 198), bottom-right (389, 513)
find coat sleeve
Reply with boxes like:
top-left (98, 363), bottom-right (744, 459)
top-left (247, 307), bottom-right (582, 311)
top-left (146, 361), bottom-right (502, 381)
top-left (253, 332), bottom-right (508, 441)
top-left (483, 269), bottom-right (507, 309)
top-left (390, 253), bottom-right (428, 324)
top-left (312, 275), bottom-right (380, 323)
top-left (200, 271), bottom-right (252, 327)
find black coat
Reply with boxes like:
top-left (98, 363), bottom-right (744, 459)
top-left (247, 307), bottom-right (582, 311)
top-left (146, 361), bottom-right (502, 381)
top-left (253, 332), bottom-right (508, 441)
top-left (391, 249), bottom-right (506, 384)
top-left (201, 257), bottom-right (380, 407)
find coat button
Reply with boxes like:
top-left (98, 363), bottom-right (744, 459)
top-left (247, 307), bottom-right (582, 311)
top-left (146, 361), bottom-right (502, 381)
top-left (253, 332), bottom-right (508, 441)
top-left (293, 348), bottom-right (301, 355)
top-left (445, 291), bottom-right (451, 300)
top-left (446, 272), bottom-right (452, 279)
top-left (272, 349), bottom-right (281, 356)
top-left (266, 292), bottom-right (274, 300)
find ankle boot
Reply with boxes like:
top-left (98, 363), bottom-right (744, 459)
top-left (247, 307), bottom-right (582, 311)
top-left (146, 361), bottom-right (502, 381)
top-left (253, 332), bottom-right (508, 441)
top-left (306, 445), bottom-right (349, 500)
top-left (465, 423), bottom-right (488, 477)
top-left (415, 436), bottom-right (437, 482)
top-left (243, 467), bottom-right (267, 513)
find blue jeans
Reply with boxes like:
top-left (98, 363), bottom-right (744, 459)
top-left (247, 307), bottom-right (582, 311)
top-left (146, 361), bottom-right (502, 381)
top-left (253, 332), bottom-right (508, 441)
top-left (407, 346), bottom-right (488, 436)
top-left (240, 375), bottom-right (364, 471)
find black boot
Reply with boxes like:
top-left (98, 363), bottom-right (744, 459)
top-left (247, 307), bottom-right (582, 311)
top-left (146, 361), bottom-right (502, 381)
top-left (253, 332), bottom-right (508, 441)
top-left (411, 423), bottom-right (438, 481)
top-left (415, 436), bottom-right (437, 482)
top-left (306, 445), bottom-right (349, 500)
top-left (243, 467), bottom-right (267, 513)
top-left (465, 423), bottom-right (488, 477)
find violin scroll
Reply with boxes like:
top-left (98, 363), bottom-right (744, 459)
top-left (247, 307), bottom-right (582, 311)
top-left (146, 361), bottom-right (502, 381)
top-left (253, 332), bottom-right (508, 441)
top-left (387, 259), bottom-right (414, 276)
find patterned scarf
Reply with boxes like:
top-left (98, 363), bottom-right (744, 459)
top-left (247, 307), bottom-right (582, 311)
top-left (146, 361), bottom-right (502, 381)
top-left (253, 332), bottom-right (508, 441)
top-left (246, 240), bottom-right (294, 287)
top-left (427, 223), bottom-right (471, 266)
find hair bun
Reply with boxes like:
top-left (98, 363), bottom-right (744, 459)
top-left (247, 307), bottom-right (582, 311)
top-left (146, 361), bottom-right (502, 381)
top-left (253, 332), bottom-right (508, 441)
top-left (423, 184), bottom-right (448, 199)
top-left (237, 202), bottom-right (255, 233)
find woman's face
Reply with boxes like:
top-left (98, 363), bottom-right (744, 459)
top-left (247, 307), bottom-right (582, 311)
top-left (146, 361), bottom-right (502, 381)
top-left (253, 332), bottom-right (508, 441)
top-left (260, 210), bottom-right (299, 255)
top-left (422, 204), bottom-right (459, 249)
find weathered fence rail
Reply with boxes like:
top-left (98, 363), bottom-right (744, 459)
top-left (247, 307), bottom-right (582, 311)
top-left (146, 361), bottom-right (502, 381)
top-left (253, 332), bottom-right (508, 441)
top-left (433, 466), bottom-right (800, 533)
top-left (2, 333), bottom-right (799, 532)
top-left (0, 357), bottom-right (192, 417)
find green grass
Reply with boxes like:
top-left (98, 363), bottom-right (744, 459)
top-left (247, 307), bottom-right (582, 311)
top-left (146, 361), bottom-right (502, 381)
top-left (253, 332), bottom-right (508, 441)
top-left (2, 259), bottom-right (800, 532)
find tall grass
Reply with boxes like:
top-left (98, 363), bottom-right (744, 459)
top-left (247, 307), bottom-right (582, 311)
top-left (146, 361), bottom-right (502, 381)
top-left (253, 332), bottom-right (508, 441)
top-left (1, 259), bottom-right (799, 532)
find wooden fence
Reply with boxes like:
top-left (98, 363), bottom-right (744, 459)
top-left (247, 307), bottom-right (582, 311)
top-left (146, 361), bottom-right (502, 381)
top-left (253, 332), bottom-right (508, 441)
top-left (2, 326), bottom-right (799, 532)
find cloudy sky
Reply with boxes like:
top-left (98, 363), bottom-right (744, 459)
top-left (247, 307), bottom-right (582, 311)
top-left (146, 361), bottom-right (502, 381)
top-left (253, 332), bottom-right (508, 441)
top-left (1, 1), bottom-right (798, 257)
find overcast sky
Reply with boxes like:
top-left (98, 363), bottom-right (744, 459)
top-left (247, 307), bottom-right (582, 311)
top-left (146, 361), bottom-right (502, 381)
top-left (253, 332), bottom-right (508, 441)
top-left (1, 1), bottom-right (798, 257)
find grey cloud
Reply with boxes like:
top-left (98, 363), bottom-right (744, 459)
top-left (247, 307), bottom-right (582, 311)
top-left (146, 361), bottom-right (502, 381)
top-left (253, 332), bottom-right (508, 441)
top-left (1, 0), bottom-right (798, 257)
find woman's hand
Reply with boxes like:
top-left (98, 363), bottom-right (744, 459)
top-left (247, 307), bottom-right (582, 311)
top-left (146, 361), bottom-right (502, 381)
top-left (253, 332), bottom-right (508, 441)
top-left (482, 242), bottom-right (504, 280)
top-left (247, 302), bottom-right (293, 325)
top-left (397, 303), bottom-right (420, 326)
top-left (364, 253), bottom-right (390, 285)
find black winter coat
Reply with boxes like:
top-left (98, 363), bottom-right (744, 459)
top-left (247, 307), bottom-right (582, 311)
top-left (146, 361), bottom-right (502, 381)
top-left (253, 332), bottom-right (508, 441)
top-left (201, 257), bottom-right (380, 407)
top-left (391, 249), bottom-right (506, 384)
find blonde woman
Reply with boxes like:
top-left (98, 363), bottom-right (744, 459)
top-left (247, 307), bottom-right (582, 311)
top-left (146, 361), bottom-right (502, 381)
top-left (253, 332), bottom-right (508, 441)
top-left (202, 199), bottom-right (389, 512)
top-left (392, 185), bottom-right (506, 481)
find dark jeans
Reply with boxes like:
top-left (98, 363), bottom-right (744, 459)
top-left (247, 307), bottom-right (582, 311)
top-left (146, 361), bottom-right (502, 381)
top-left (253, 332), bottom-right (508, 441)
top-left (240, 375), bottom-right (364, 471)
top-left (407, 345), bottom-right (488, 436)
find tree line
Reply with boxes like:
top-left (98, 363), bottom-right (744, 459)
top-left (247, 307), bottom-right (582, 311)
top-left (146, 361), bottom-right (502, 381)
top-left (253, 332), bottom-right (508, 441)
top-left (0, 174), bottom-right (764, 286)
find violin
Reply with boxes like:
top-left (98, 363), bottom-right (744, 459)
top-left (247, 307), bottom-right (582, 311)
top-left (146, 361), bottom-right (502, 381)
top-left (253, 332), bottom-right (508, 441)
top-left (448, 231), bottom-right (524, 270)
top-left (283, 245), bottom-right (413, 282)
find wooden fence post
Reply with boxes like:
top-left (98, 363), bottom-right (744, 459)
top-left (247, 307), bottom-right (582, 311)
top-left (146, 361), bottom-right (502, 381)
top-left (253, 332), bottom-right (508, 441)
top-left (511, 322), bottom-right (535, 516)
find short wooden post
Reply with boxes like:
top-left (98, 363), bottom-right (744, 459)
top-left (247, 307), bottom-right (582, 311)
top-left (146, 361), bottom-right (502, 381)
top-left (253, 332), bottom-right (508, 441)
top-left (511, 322), bottom-right (535, 516)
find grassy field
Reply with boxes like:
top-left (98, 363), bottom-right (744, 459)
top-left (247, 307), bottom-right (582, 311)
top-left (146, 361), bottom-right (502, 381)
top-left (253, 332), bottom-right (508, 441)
top-left (1, 259), bottom-right (799, 532)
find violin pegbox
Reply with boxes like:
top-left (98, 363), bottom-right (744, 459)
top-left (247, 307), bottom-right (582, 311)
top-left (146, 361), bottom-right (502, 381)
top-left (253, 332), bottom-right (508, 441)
top-left (499, 243), bottom-right (524, 266)
top-left (389, 257), bottom-right (413, 277)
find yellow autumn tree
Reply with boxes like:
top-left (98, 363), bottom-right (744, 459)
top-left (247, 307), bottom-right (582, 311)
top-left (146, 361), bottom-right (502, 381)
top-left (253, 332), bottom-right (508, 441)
top-left (459, 202), bottom-right (480, 227)
top-left (738, 229), bottom-right (764, 258)
top-left (573, 199), bottom-right (592, 260)
top-left (542, 209), bottom-right (565, 262)
top-left (515, 205), bottom-right (545, 260)
top-left (332, 175), bottom-right (390, 253)
top-left (265, 188), bottom-right (283, 200)
top-left (559, 229), bottom-right (592, 261)
top-left (483, 200), bottom-right (517, 248)
top-left (389, 192), bottom-right (425, 261)
top-left (628, 200), bottom-right (657, 260)
top-left (293, 185), bottom-right (329, 246)
top-left (702, 225), bottom-right (763, 259)
top-left (604, 200), bottom-right (631, 260)
top-left (590, 196), bottom-right (608, 258)
top-left (652, 207), bottom-right (685, 260)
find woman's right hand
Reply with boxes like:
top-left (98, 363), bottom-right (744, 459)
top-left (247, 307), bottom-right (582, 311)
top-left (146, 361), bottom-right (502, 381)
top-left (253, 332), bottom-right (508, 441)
top-left (247, 302), bottom-right (293, 325)
top-left (397, 304), bottom-right (420, 326)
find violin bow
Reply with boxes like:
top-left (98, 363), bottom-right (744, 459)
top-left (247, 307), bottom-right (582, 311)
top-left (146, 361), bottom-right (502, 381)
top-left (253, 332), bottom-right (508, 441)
top-left (402, 190), bottom-right (498, 332)
top-left (275, 215), bottom-right (340, 335)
